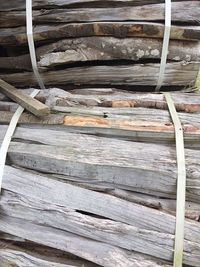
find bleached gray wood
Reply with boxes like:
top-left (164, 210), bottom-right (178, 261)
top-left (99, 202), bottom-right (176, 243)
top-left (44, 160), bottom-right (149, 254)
top-left (2, 166), bottom-right (200, 244)
top-left (1, 88), bottom-right (199, 112)
top-left (0, 215), bottom-right (172, 267)
top-left (1, 189), bottom-right (200, 266)
top-left (1, 62), bottom-right (199, 88)
top-left (5, 128), bottom-right (200, 201)
top-left (109, 189), bottom-right (200, 221)
top-left (0, 249), bottom-right (79, 267)
top-left (0, 241), bottom-right (99, 267)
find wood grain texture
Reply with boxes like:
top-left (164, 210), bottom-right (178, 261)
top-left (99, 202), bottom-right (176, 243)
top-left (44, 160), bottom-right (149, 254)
top-left (1, 62), bottom-right (199, 87)
top-left (3, 129), bottom-right (200, 201)
top-left (1, 166), bottom-right (200, 266)
top-left (0, 0), bottom-right (192, 11)
top-left (1, 22), bottom-right (200, 47)
top-left (0, 79), bottom-right (50, 117)
top-left (1, 37), bottom-right (199, 71)
top-left (1, 2), bottom-right (199, 27)
top-left (0, 189), bottom-right (199, 266)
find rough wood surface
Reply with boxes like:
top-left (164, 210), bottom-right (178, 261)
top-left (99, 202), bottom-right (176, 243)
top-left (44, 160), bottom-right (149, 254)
top-left (0, 189), bottom-right (200, 266)
top-left (1, 166), bottom-right (200, 266)
top-left (1, 62), bottom-right (199, 87)
top-left (0, 0), bottom-right (193, 11)
top-left (0, 79), bottom-right (50, 117)
top-left (1, 22), bottom-right (200, 47)
top-left (2, 128), bottom-right (199, 201)
top-left (1, 37), bottom-right (199, 71)
top-left (1, 2), bottom-right (199, 27)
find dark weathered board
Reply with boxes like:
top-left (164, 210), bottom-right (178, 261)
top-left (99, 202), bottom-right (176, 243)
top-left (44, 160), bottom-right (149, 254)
top-left (1, 166), bottom-right (200, 266)
top-left (1, 22), bottom-right (200, 47)
top-left (1, 2), bottom-right (199, 27)
top-left (1, 37), bottom-right (199, 71)
top-left (0, 0), bottom-right (193, 11)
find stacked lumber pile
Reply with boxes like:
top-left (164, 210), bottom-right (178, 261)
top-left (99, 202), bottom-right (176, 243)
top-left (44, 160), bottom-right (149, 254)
top-left (0, 88), bottom-right (200, 266)
top-left (0, 0), bottom-right (200, 89)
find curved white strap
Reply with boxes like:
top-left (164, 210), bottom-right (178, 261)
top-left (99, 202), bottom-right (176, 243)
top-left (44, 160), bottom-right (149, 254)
top-left (155, 0), bottom-right (171, 92)
top-left (0, 89), bottom-right (40, 192)
top-left (26, 0), bottom-right (45, 89)
top-left (164, 93), bottom-right (186, 267)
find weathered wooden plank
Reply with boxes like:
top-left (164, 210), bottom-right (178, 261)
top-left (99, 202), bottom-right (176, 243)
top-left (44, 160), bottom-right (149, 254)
top-left (2, 166), bottom-right (200, 244)
top-left (1, 189), bottom-right (200, 266)
top-left (109, 189), bottom-right (200, 221)
top-left (1, 62), bottom-right (199, 87)
top-left (4, 130), bottom-right (200, 201)
top-left (0, 248), bottom-right (80, 267)
top-left (1, 22), bottom-right (199, 47)
top-left (0, 79), bottom-right (50, 117)
top-left (0, 215), bottom-right (172, 267)
top-left (1, 88), bottom-right (199, 113)
top-left (0, 240), bottom-right (101, 267)
top-left (1, 2), bottom-right (199, 27)
top-left (0, 106), bottom-right (199, 148)
top-left (1, 37), bottom-right (199, 71)
top-left (0, 112), bottom-right (64, 125)
top-left (0, 0), bottom-right (192, 11)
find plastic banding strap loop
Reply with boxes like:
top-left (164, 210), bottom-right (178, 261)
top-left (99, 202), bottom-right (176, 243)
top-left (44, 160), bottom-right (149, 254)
top-left (0, 89), bottom-right (40, 192)
top-left (164, 92), bottom-right (186, 267)
top-left (155, 0), bottom-right (171, 92)
top-left (26, 0), bottom-right (45, 89)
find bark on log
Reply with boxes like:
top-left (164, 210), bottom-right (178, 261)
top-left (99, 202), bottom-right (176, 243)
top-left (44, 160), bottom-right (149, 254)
top-left (1, 37), bottom-right (199, 71)
top-left (1, 22), bottom-right (199, 47)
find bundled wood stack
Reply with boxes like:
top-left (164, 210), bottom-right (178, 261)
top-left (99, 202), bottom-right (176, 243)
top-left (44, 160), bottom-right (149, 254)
top-left (0, 0), bottom-right (200, 89)
top-left (0, 1), bottom-right (200, 266)
top-left (0, 88), bottom-right (200, 266)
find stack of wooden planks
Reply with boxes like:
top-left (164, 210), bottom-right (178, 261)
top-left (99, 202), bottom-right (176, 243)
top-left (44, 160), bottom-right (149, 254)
top-left (0, 0), bottom-right (200, 89)
top-left (0, 88), bottom-right (200, 266)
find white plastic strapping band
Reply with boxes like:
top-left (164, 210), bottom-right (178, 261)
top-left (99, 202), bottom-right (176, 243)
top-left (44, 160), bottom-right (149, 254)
top-left (26, 0), bottom-right (45, 89)
top-left (164, 92), bottom-right (186, 267)
top-left (155, 0), bottom-right (171, 92)
top-left (0, 89), bottom-right (40, 192)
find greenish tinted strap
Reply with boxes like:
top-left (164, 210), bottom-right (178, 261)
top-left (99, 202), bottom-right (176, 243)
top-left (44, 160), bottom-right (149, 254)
top-left (164, 92), bottom-right (186, 267)
top-left (0, 89), bottom-right (40, 193)
top-left (26, 0), bottom-right (45, 89)
top-left (155, 0), bottom-right (171, 92)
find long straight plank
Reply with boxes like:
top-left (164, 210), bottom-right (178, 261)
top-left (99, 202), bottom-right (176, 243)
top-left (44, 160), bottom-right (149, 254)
top-left (1, 2), bottom-right (199, 27)
top-left (2, 166), bottom-right (200, 244)
top-left (1, 22), bottom-right (199, 46)
top-left (6, 132), bottom-right (200, 201)
top-left (0, 0), bottom-right (191, 11)
top-left (0, 215), bottom-right (172, 267)
top-left (1, 189), bottom-right (200, 266)
top-left (1, 63), bottom-right (199, 87)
